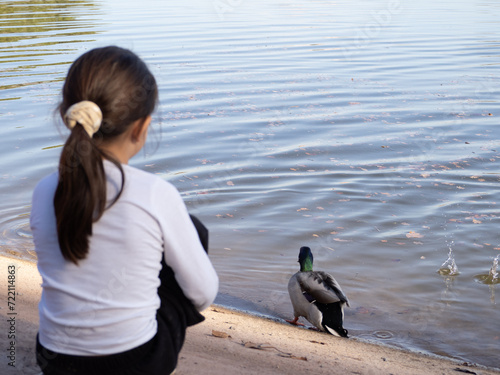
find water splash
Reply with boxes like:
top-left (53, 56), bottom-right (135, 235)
top-left (474, 255), bottom-right (500, 286)
top-left (489, 255), bottom-right (499, 282)
top-left (438, 246), bottom-right (459, 276)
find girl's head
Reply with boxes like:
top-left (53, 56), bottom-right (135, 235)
top-left (59, 46), bottom-right (158, 143)
top-left (55, 46), bottom-right (158, 264)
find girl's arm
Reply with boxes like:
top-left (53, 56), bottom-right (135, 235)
top-left (157, 185), bottom-right (218, 311)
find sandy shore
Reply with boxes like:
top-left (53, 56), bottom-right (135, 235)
top-left (1, 256), bottom-right (499, 375)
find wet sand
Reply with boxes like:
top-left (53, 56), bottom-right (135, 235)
top-left (1, 256), bottom-right (499, 375)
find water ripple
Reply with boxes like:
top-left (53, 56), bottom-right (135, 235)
top-left (0, 207), bottom-right (36, 261)
top-left (1, 0), bottom-right (500, 368)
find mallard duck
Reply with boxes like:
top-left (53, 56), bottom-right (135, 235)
top-left (286, 246), bottom-right (349, 337)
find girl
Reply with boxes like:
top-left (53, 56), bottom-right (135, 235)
top-left (30, 46), bottom-right (218, 375)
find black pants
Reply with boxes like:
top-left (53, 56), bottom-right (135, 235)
top-left (36, 215), bottom-right (208, 375)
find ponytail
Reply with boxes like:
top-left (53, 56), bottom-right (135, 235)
top-left (54, 123), bottom-right (107, 264)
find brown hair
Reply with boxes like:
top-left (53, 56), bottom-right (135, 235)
top-left (54, 46), bottom-right (158, 264)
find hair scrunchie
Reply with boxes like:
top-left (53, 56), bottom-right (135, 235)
top-left (64, 101), bottom-right (103, 137)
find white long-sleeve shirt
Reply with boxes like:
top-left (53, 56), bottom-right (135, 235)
top-left (30, 160), bottom-right (218, 356)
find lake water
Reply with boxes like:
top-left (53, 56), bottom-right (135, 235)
top-left (1, 0), bottom-right (499, 368)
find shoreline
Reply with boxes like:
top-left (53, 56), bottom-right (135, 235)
top-left (1, 255), bottom-right (499, 375)
top-left (180, 306), bottom-right (500, 375)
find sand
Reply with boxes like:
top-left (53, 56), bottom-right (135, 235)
top-left (1, 256), bottom-right (499, 375)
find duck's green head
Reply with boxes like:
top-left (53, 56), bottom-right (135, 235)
top-left (298, 246), bottom-right (313, 272)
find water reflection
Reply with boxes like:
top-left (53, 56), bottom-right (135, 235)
top-left (440, 275), bottom-right (459, 306)
top-left (0, 0), bottom-right (101, 97)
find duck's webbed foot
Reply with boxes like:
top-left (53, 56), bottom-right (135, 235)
top-left (285, 317), bottom-right (305, 326)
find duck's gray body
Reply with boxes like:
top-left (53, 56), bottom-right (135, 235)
top-left (287, 247), bottom-right (349, 337)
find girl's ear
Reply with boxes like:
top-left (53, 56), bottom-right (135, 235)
top-left (131, 116), bottom-right (152, 142)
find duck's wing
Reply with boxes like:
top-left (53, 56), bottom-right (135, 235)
top-left (287, 272), bottom-right (301, 301)
top-left (297, 271), bottom-right (349, 307)
top-left (288, 272), bottom-right (311, 317)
